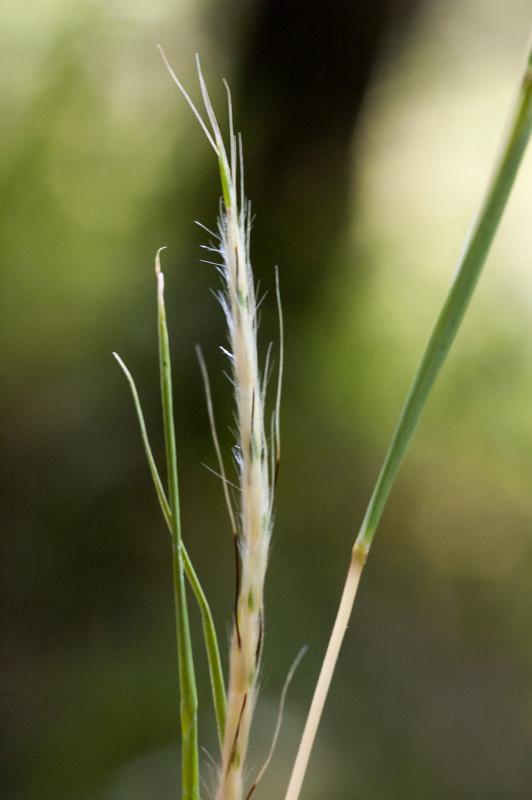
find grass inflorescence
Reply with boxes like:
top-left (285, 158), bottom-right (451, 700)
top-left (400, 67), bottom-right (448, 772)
top-left (114, 36), bottom-right (532, 800)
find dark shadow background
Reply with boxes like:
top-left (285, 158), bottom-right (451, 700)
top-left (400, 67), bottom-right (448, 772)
top-left (2, 0), bottom-right (532, 798)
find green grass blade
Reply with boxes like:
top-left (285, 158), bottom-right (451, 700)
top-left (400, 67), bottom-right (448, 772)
top-left (181, 534), bottom-right (227, 753)
top-left (112, 352), bottom-right (226, 749)
top-left (112, 352), bottom-right (173, 526)
top-left (155, 250), bottom-right (200, 800)
top-left (356, 40), bottom-right (532, 553)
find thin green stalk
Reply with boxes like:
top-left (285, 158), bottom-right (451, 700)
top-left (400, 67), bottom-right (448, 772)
top-left (113, 352), bottom-right (226, 749)
top-left (285, 37), bottom-right (532, 800)
top-left (356, 40), bottom-right (532, 552)
top-left (156, 249), bottom-right (200, 800)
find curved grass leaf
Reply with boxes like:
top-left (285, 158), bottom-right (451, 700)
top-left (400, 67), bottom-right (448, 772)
top-left (113, 352), bottom-right (226, 750)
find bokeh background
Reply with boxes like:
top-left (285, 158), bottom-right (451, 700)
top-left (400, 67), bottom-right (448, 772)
top-left (2, 1), bottom-right (532, 798)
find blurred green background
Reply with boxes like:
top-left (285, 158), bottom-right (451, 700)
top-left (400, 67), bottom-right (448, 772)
top-left (2, 1), bottom-right (532, 798)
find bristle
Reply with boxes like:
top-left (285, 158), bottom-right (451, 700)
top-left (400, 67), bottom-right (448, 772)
top-left (196, 345), bottom-right (238, 540)
top-left (223, 79), bottom-right (237, 184)
top-left (157, 46), bottom-right (218, 154)
top-left (244, 647), bottom-right (307, 800)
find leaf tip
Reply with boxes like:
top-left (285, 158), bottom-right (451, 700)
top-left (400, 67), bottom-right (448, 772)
top-left (155, 246), bottom-right (167, 275)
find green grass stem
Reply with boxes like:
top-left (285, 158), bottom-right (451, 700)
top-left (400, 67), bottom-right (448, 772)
top-left (156, 249), bottom-right (200, 800)
top-left (356, 39), bottom-right (532, 552)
